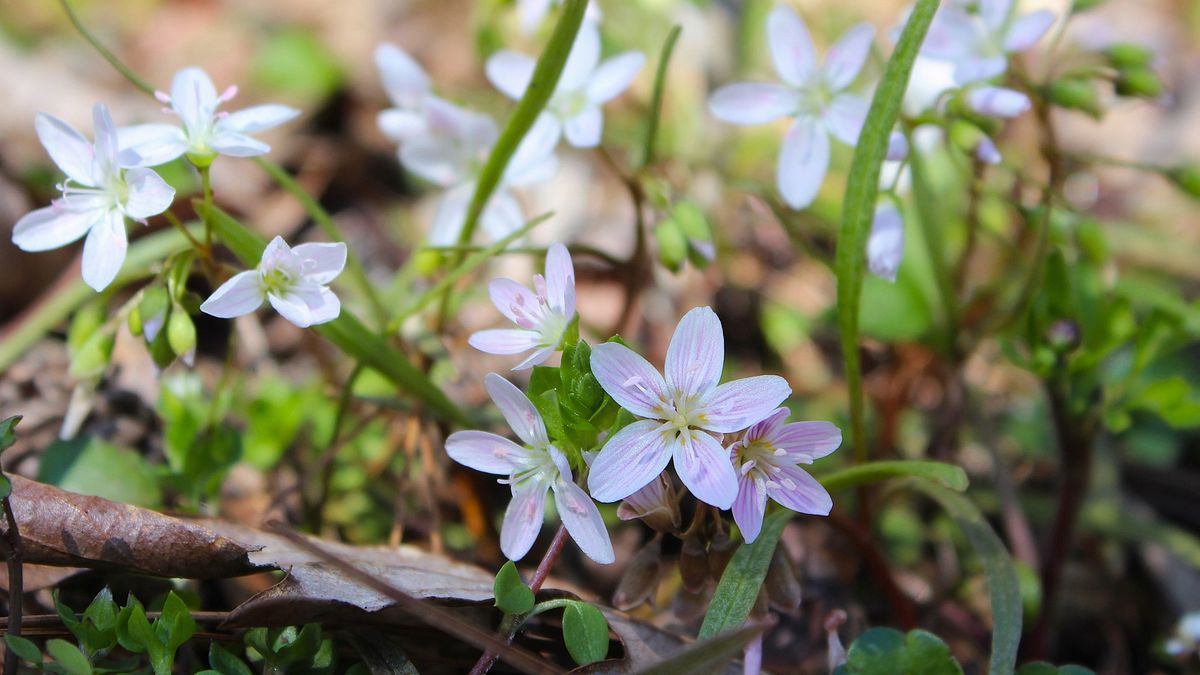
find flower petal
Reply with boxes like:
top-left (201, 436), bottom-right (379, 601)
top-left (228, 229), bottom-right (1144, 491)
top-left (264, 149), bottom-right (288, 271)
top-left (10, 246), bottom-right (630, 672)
top-left (886, 131), bottom-right (909, 161)
top-left (560, 21), bottom-right (601, 92)
top-left (709, 83), bottom-right (799, 125)
top-left (200, 270), bottom-right (264, 319)
top-left (767, 464), bottom-right (832, 516)
top-left (967, 86), bottom-right (1031, 118)
top-left (123, 167), bottom-right (176, 219)
top-left (291, 283), bottom-right (341, 325)
top-left (468, 329), bottom-right (541, 355)
top-left (91, 104), bottom-right (119, 180)
top-left (774, 421), bottom-right (843, 461)
top-left (665, 306), bottom-right (724, 399)
top-left (512, 347), bottom-right (556, 371)
top-left (488, 277), bottom-right (540, 326)
top-left (980, 0), bottom-right (1014, 32)
top-left (544, 242), bottom-right (575, 317)
top-left (920, 8), bottom-right (976, 60)
top-left (732, 474), bottom-right (768, 543)
top-left (268, 291), bottom-right (316, 327)
top-left (480, 190), bottom-right (527, 242)
top-left (34, 113), bottom-right (95, 186)
top-left (210, 130), bottom-right (271, 157)
top-left (590, 343), bottom-right (671, 419)
top-left (506, 114), bottom-right (560, 184)
top-left (518, 0), bottom-right (553, 34)
top-left (823, 93), bottom-right (868, 146)
top-left (822, 23), bottom-right (875, 91)
top-left (767, 4), bottom-right (816, 86)
top-left (12, 205), bottom-right (98, 252)
top-left (81, 210), bottom-right (127, 292)
top-left (501, 481), bottom-right (548, 561)
top-left (485, 372), bottom-right (549, 447)
top-left (674, 430), bottom-right (739, 509)
top-left (587, 419), bottom-right (674, 502)
top-left (486, 51), bottom-right (536, 100)
top-left (698, 375), bottom-right (792, 433)
top-left (553, 479), bottom-right (615, 564)
top-left (777, 116), bottom-right (830, 209)
top-left (117, 124), bottom-right (188, 167)
top-left (170, 67), bottom-right (218, 137)
top-left (953, 56), bottom-right (1008, 85)
top-left (218, 104), bottom-right (300, 134)
top-left (292, 242), bottom-right (347, 285)
top-left (745, 407), bottom-right (790, 443)
top-left (1004, 10), bottom-right (1055, 53)
top-left (428, 185), bottom-right (471, 245)
top-left (445, 430), bottom-right (526, 474)
top-left (587, 52), bottom-right (645, 104)
top-left (563, 107), bottom-right (603, 148)
top-left (375, 43), bottom-right (431, 107)
top-left (976, 136), bottom-right (1002, 165)
top-left (378, 109), bottom-right (427, 143)
top-left (866, 206), bottom-right (904, 282)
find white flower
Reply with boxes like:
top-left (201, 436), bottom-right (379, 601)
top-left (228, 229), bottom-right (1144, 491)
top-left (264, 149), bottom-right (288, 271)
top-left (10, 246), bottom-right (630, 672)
top-left (469, 242), bottom-right (576, 369)
top-left (920, 0), bottom-right (1056, 85)
top-left (966, 85), bottom-right (1031, 118)
top-left (709, 5), bottom-right (876, 209)
top-left (486, 22), bottom-right (644, 148)
top-left (867, 206), bottom-right (904, 282)
top-left (445, 373), bottom-right (614, 564)
top-left (12, 103), bottom-right (175, 291)
top-left (375, 43), bottom-right (435, 144)
top-left (118, 67), bottom-right (300, 166)
top-left (516, 0), bottom-right (602, 35)
top-left (200, 236), bottom-right (346, 328)
top-left (399, 98), bottom-right (558, 245)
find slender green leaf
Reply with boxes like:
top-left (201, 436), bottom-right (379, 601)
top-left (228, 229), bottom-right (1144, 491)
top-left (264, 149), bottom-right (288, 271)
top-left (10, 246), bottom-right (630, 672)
top-left (819, 460), bottom-right (968, 493)
top-left (5, 635), bottom-right (43, 665)
top-left (208, 642), bottom-right (253, 675)
top-left (698, 509), bottom-right (789, 639)
top-left (640, 623), bottom-right (766, 675)
top-left (835, 0), bottom-right (941, 463)
top-left (561, 602), bottom-right (609, 665)
top-left (909, 480), bottom-right (1021, 675)
top-left (640, 25), bottom-right (682, 169)
top-left (493, 561), bottom-right (535, 615)
top-left (156, 592), bottom-right (197, 652)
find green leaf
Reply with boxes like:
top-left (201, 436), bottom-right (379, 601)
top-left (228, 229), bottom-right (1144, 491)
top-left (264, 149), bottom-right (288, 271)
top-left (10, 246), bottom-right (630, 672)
top-left (0, 415), bottom-right (19, 453)
top-left (493, 561), bottom-right (535, 615)
top-left (116, 597), bottom-right (155, 655)
top-left (818, 460), bottom-right (969, 493)
top-left (250, 29), bottom-right (344, 101)
top-left (640, 623), bottom-right (766, 675)
top-left (208, 643), bottom-right (253, 675)
top-left (156, 591), bottom-right (196, 652)
top-left (37, 437), bottom-right (162, 508)
top-left (836, 628), bottom-right (962, 675)
top-left (46, 639), bottom-right (93, 675)
top-left (834, 0), bottom-right (941, 463)
top-left (561, 602), bottom-right (609, 665)
top-left (698, 509), bottom-right (789, 640)
top-left (909, 481), bottom-right (1022, 675)
top-left (640, 25), bottom-right (682, 168)
top-left (5, 635), bottom-right (44, 665)
top-left (273, 624), bottom-right (323, 666)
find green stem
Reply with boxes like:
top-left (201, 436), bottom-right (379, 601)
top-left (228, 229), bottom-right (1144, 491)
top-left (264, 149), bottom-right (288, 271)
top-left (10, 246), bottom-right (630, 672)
top-left (200, 166), bottom-right (214, 252)
top-left (58, 0), bottom-right (156, 95)
top-left (639, 25), bottom-right (682, 170)
top-left (906, 132), bottom-right (960, 355)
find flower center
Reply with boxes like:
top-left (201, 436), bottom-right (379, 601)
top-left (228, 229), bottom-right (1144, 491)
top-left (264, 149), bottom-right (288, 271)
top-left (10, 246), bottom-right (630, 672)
top-left (261, 266), bottom-right (295, 296)
top-left (506, 445), bottom-right (559, 487)
top-left (734, 438), bottom-right (794, 490)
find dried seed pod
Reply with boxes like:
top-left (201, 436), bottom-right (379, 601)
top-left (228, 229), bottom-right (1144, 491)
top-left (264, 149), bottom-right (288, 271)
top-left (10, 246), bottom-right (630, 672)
top-left (764, 546), bottom-right (802, 612)
top-left (678, 535), bottom-right (709, 593)
top-left (612, 536), bottom-right (663, 611)
top-left (707, 531), bottom-right (739, 580)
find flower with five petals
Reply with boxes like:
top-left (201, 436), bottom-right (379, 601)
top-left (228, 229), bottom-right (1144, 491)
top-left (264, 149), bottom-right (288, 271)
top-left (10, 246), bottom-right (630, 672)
top-left (919, 0), bottom-right (1056, 85)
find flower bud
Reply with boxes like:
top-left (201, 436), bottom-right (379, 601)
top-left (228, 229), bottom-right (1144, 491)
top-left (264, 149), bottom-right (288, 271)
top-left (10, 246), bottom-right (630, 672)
top-left (1167, 166), bottom-right (1200, 200)
top-left (1104, 43), bottom-right (1153, 69)
top-left (1045, 319), bottom-right (1081, 353)
top-left (616, 475), bottom-right (680, 534)
top-left (764, 547), bottom-right (802, 611)
top-left (654, 217), bottom-right (687, 273)
top-left (1115, 68), bottom-right (1163, 98)
top-left (707, 531), bottom-right (739, 580)
top-left (167, 306), bottom-right (197, 367)
top-left (825, 609), bottom-right (849, 671)
top-left (612, 536), bottom-right (663, 611)
top-left (679, 536), bottom-right (709, 593)
top-left (68, 331), bottom-right (115, 380)
top-left (1045, 78), bottom-right (1103, 119)
top-left (967, 87), bottom-right (1031, 119)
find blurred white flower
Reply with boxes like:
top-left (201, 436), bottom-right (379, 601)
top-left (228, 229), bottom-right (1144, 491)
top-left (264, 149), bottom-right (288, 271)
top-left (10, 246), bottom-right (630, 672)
top-left (487, 22), bottom-right (644, 148)
top-left (118, 67), bottom-right (299, 166)
top-left (867, 205), bottom-right (904, 282)
top-left (374, 43), bottom-right (435, 144)
top-left (12, 103), bottom-right (175, 291)
top-left (967, 85), bottom-right (1032, 117)
top-left (516, 0), bottom-right (602, 35)
top-left (920, 0), bottom-right (1055, 85)
top-left (709, 5), bottom-right (876, 209)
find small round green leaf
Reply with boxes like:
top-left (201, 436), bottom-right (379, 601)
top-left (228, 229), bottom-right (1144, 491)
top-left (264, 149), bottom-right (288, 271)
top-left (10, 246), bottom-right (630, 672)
top-left (562, 601), bottom-right (609, 666)
top-left (493, 561), bottom-right (535, 615)
top-left (5, 635), bottom-right (44, 665)
top-left (46, 638), bottom-right (93, 675)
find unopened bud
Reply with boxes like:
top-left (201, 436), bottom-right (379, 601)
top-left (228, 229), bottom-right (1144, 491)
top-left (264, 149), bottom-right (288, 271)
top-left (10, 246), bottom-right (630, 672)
top-left (707, 531), bottom-right (739, 580)
top-left (825, 609), bottom-right (849, 672)
top-left (1045, 78), bottom-right (1103, 119)
top-left (654, 217), bottom-right (687, 273)
top-left (1045, 319), bottom-right (1081, 353)
top-left (1104, 43), bottom-right (1153, 69)
top-left (612, 536), bottom-right (662, 611)
top-left (167, 307), bottom-right (197, 367)
top-left (1167, 166), bottom-right (1200, 200)
top-left (616, 475), bottom-right (680, 533)
top-left (967, 86), bottom-right (1031, 119)
top-left (679, 536), bottom-right (709, 593)
top-left (764, 547), bottom-right (802, 612)
top-left (1115, 68), bottom-right (1163, 98)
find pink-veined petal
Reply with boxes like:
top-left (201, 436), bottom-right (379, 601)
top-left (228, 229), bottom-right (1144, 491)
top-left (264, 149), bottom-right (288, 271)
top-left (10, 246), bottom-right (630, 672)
top-left (218, 104), bottom-right (299, 134)
top-left (1004, 10), bottom-right (1055, 53)
top-left (484, 372), bottom-right (549, 447)
top-left (488, 277), bottom-right (540, 327)
top-left (823, 94), bottom-right (868, 146)
top-left (698, 375), bottom-right (792, 434)
top-left (866, 206), bottom-right (904, 282)
top-left (170, 67), bottom-right (218, 137)
top-left (445, 430), bottom-right (526, 474)
top-left (773, 420), bottom-right (843, 461)
top-left (767, 464), bottom-right (832, 516)
top-left (745, 408), bottom-right (790, 444)
top-left (587, 419), bottom-right (674, 502)
top-left (953, 56), bottom-right (1008, 85)
top-left (200, 270), bottom-right (264, 319)
top-left (210, 130), bottom-right (270, 157)
top-left (117, 124), bottom-right (188, 167)
top-left (34, 113), bottom-right (95, 186)
top-left (732, 473), bottom-right (768, 543)
top-left (375, 43), bottom-right (431, 107)
top-left (968, 86), bottom-right (1031, 118)
top-left (553, 479), bottom-right (615, 564)
top-left (378, 108), bottom-right (427, 143)
top-left (512, 347), bottom-right (556, 371)
top-left (563, 107), bottom-right (603, 148)
top-left (292, 242), bottom-right (347, 285)
top-left (123, 167), bottom-right (175, 220)
top-left (590, 343), bottom-right (671, 419)
top-left (469, 329), bottom-right (541, 355)
top-left (501, 481), bottom-right (549, 561)
top-left (559, 21), bottom-right (601, 92)
top-left (822, 23), bottom-right (875, 91)
top-left (674, 430), bottom-right (739, 509)
top-left (777, 116), bottom-right (830, 209)
top-left (80, 210), bottom-right (127, 292)
top-left (544, 242), bottom-right (575, 317)
top-left (587, 52), bottom-right (645, 104)
top-left (664, 306), bottom-right (724, 399)
top-left (709, 83), bottom-right (799, 125)
top-left (486, 51), bottom-right (536, 100)
top-left (12, 205), bottom-right (99, 252)
top-left (767, 4), bottom-right (816, 86)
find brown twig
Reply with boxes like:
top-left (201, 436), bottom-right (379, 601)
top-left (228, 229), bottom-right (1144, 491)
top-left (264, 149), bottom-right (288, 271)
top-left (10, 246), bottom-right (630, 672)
top-left (0, 493), bottom-right (23, 675)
